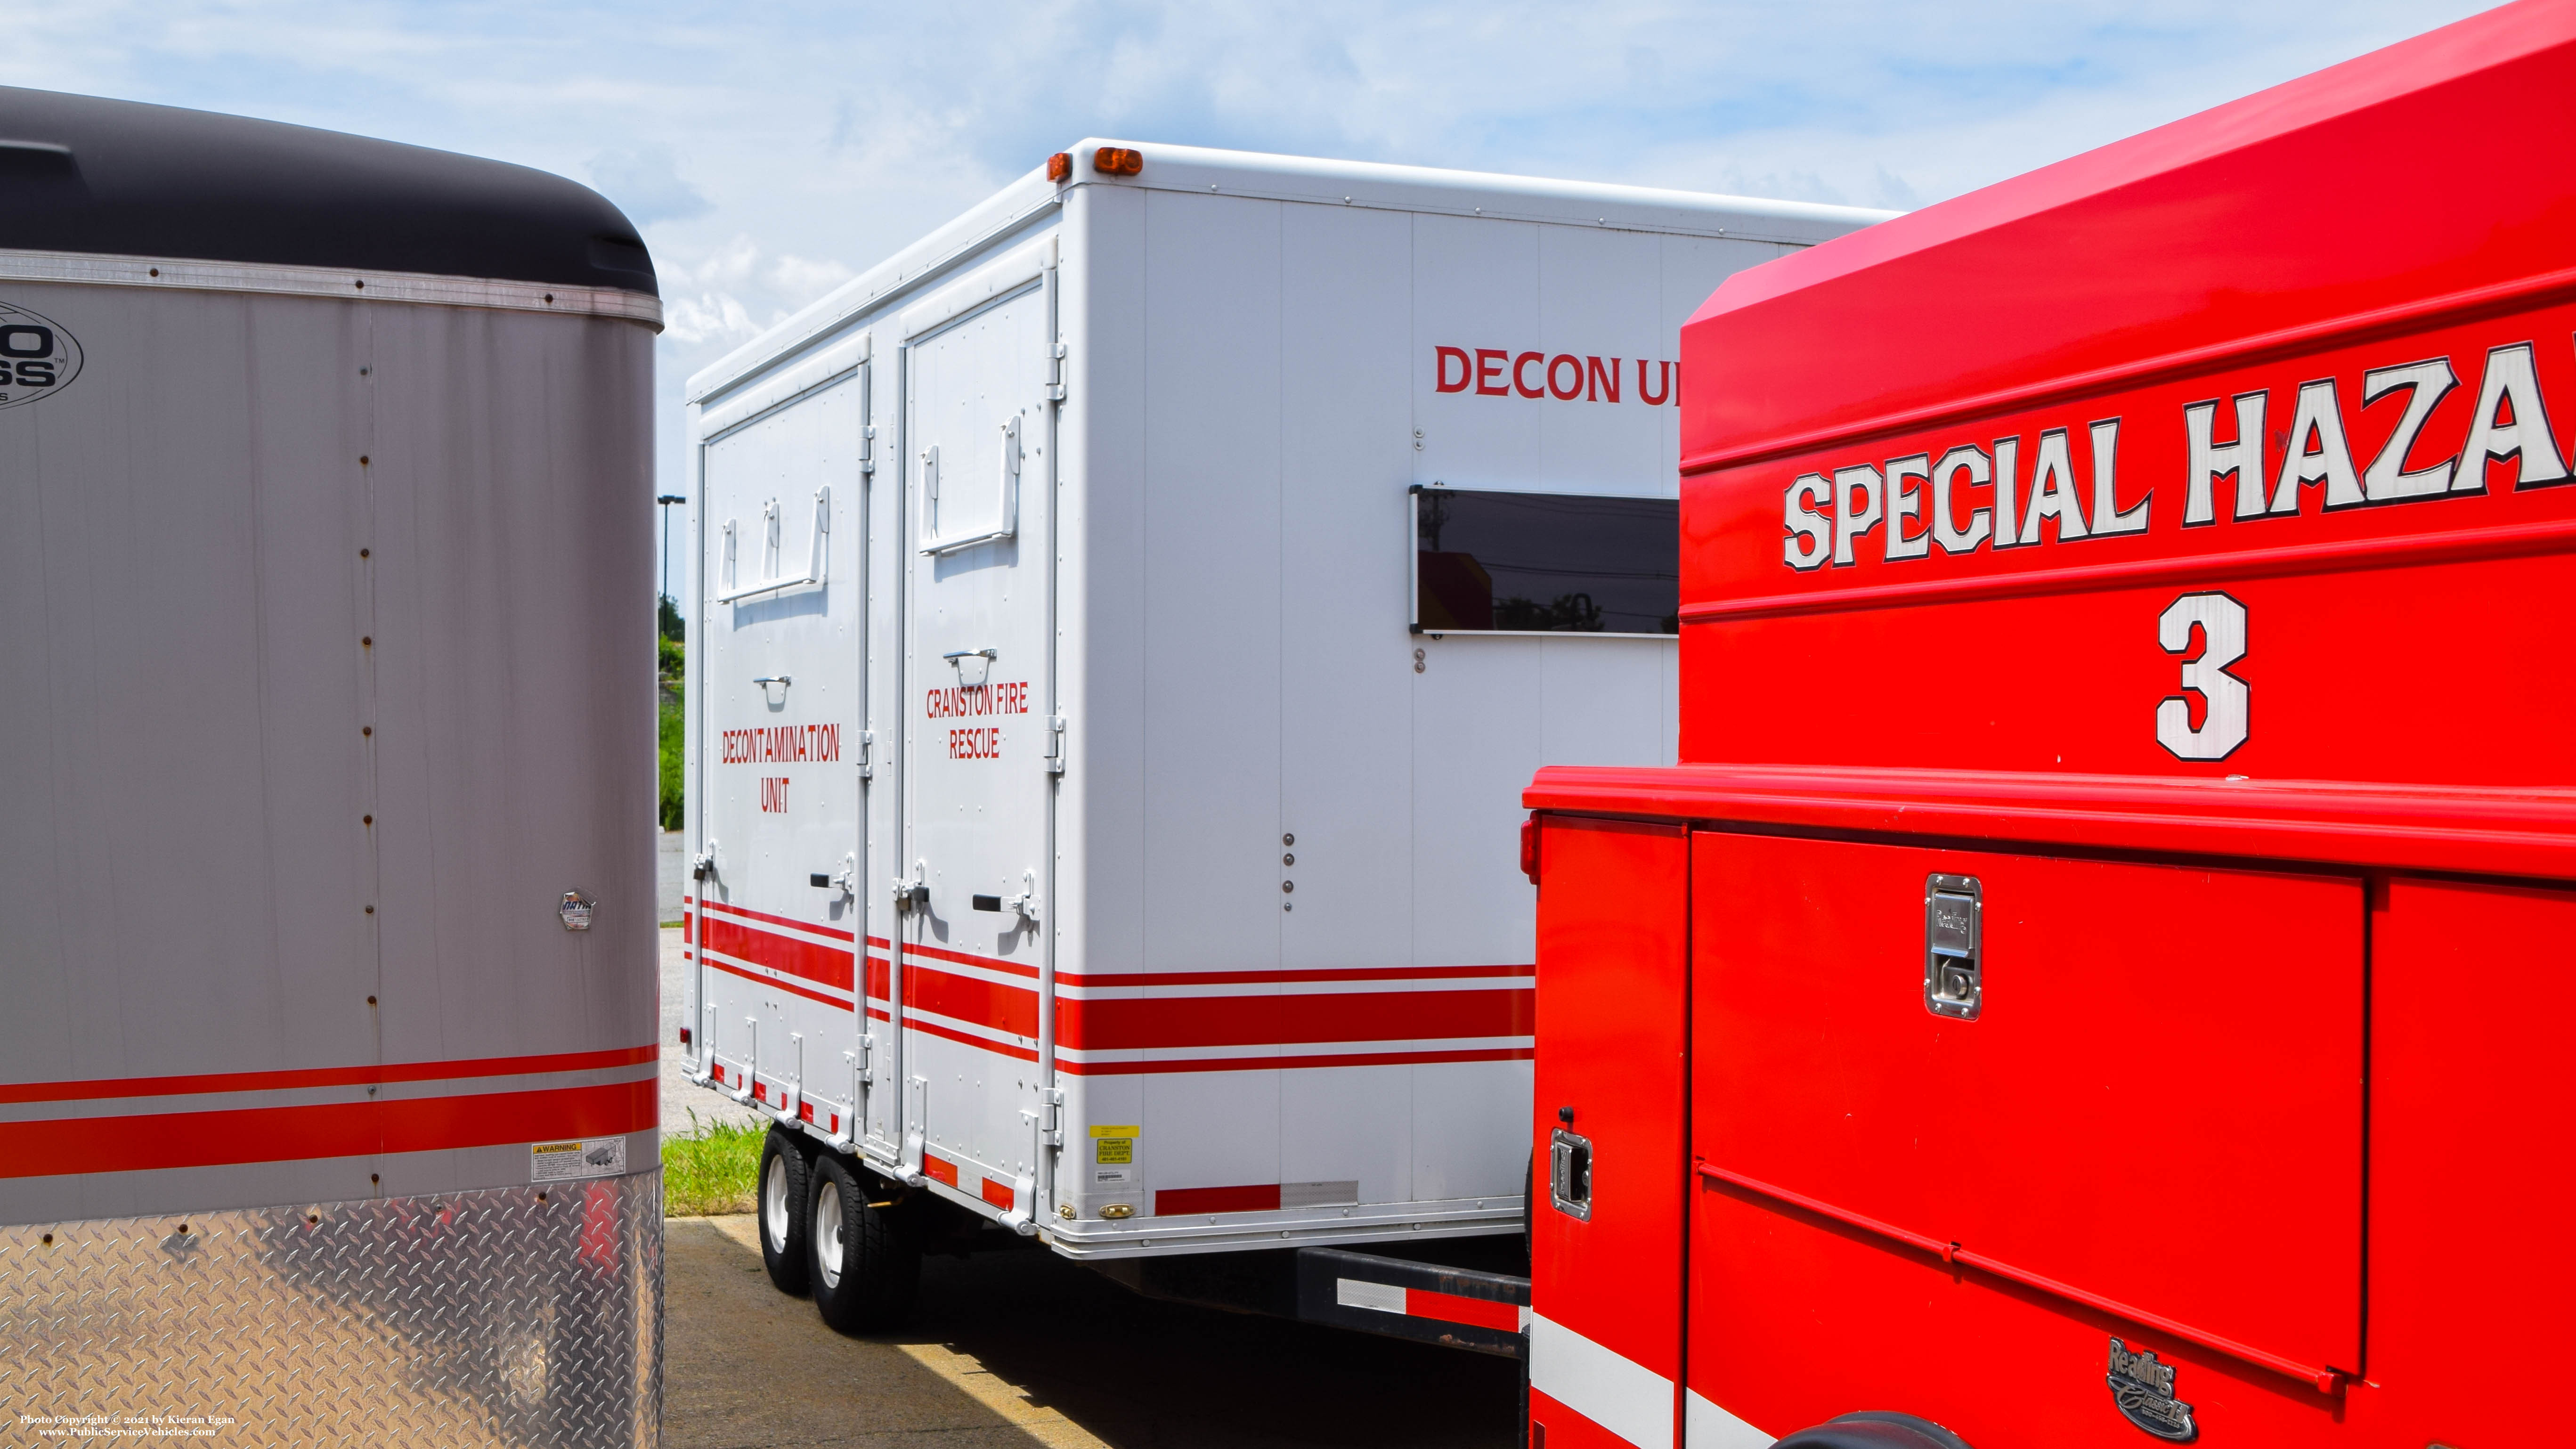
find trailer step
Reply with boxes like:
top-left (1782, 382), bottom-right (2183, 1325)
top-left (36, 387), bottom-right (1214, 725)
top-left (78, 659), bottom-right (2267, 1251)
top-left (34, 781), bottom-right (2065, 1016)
top-left (1294, 1245), bottom-right (1529, 1359)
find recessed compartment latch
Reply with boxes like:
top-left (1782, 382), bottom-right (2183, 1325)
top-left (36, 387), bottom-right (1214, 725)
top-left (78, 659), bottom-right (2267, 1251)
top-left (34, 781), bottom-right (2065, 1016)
top-left (1924, 873), bottom-right (1983, 1020)
top-left (1548, 1126), bottom-right (1593, 1221)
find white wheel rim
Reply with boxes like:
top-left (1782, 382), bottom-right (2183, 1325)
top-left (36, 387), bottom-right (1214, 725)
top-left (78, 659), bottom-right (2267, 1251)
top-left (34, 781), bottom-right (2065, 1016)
top-left (763, 1155), bottom-right (789, 1249)
top-left (813, 1179), bottom-right (845, 1290)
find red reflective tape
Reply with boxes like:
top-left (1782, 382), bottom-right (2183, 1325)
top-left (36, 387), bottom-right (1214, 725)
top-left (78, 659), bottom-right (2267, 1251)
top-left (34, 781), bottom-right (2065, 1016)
top-left (923, 1153), bottom-right (959, 1189)
top-left (1406, 1286), bottom-right (1521, 1334)
top-left (1057, 987), bottom-right (1531, 1051)
top-left (707, 959), bottom-right (851, 1012)
top-left (909, 963), bottom-right (1040, 1038)
top-left (0, 1080), bottom-right (656, 1180)
top-left (1058, 1046), bottom-right (1530, 1076)
top-left (904, 940), bottom-right (1040, 977)
top-left (980, 1176), bottom-right (1017, 1211)
top-left (1060, 963), bottom-right (1533, 988)
top-left (1156, 1183), bottom-right (1279, 1215)
top-left (0, 1046), bottom-right (657, 1107)
top-left (701, 914), bottom-right (854, 992)
top-left (901, 1013), bottom-right (1038, 1063)
top-left (695, 897), bottom-right (856, 942)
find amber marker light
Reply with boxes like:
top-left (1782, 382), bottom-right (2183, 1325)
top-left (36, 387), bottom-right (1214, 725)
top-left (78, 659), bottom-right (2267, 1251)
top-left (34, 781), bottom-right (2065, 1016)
top-left (1046, 152), bottom-right (1072, 182)
top-left (1093, 146), bottom-right (1144, 176)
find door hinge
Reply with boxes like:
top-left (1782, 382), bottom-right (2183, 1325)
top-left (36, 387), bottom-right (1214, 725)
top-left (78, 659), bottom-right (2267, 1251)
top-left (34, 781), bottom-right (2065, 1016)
top-left (1048, 342), bottom-right (1068, 402)
top-left (1040, 1086), bottom-right (1065, 1147)
top-left (857, 728), bottom-right (875, 781)
top-left (861, 423), bottom-right (877, 476)
top-left (1045, 714), bottom-right (1067, 775)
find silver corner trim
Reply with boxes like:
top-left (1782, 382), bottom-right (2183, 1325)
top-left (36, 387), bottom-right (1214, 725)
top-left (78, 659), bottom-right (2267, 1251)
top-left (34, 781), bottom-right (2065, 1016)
top-left (0, 247), bottom-right (666, 331)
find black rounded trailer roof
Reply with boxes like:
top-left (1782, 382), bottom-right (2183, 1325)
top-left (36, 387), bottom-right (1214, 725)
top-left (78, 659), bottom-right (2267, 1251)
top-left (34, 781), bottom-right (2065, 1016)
top-left (0, 87), bottom-right (656, 295)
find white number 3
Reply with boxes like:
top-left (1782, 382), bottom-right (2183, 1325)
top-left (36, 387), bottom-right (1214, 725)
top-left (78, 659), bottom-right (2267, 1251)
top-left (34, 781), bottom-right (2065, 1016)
top-left (2155, 592), bottom-right (2249, 761)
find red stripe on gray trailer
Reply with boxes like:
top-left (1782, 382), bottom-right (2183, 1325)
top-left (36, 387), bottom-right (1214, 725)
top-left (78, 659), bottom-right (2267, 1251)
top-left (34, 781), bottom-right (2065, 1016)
top-left (0, 1045), bottom-right (656, 1106)
top-left (0, 1080), bottom-right (655, 1178)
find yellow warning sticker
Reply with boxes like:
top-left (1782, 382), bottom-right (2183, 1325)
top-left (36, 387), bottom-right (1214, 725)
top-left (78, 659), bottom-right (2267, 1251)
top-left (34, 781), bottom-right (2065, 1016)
top-left (1089, 1124), bottom-right (1138, 1166)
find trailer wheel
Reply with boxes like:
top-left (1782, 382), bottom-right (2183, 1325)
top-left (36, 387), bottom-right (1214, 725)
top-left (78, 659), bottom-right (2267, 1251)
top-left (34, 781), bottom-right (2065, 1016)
top-left (809, 1154), bottom-right (921, 1334)
top-left (758, 1126), bottom-right (813, 1295)
top-left (1774, 1411), bottom-right (1974, 1449)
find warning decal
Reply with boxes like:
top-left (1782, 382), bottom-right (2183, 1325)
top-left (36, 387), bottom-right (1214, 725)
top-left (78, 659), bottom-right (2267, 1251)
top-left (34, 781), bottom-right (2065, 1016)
top-left (531, 1136), bottom-right (627, 1183)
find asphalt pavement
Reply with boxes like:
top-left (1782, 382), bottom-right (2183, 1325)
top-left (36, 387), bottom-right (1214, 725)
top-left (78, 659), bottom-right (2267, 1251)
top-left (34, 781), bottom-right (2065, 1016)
top-left (664, 1214), bottom-right (1522, 1448)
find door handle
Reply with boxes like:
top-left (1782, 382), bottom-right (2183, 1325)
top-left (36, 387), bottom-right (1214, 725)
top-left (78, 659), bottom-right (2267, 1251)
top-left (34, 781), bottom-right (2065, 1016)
top-left (1548, 1127), bottom-right (1593, 1221)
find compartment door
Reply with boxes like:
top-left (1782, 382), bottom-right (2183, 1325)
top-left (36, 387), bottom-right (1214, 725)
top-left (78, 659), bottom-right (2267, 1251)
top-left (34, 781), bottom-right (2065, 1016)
top-left (899, 264), bottom-right (1055, 1215)
top-left (1528, 815), bottom-right (1689, 1449)
top-left (692, 365), bottom-right (868, 1113)
top-left (1684, 832), bottom-right (2362, 1438)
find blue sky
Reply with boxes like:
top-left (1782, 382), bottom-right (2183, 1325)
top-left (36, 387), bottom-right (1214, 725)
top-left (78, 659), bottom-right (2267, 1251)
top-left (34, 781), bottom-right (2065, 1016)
top-left (0, 0), bottom-right (2494, 591)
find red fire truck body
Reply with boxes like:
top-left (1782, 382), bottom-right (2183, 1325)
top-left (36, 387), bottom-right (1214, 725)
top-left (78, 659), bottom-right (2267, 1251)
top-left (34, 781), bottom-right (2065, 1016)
top-left (1524, 5), bottom-right (2576, 1447)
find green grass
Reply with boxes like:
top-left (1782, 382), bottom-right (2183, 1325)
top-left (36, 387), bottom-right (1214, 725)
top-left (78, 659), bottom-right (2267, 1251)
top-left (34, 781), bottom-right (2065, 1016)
top-left (658, 690), bottom-right (685, 833)
top-left (662, 1111), bottom-right (760, 1217)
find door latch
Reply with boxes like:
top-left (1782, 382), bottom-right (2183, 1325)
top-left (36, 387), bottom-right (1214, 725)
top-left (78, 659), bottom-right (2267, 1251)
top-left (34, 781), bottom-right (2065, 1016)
top-left (894, 861), bottom-right (929, 913)
top-left (1924, 873), bottom-right (1982, 1020)
top-left (1548, 1127), bottom-right (1593, 1221)
top-left (1004, 869), bottom-right (1041, 925)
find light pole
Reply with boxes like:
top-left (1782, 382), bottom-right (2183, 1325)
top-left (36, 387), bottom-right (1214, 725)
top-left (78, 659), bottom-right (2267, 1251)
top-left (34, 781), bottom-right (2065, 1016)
top-left (655, 494), bottom-right (685, 630)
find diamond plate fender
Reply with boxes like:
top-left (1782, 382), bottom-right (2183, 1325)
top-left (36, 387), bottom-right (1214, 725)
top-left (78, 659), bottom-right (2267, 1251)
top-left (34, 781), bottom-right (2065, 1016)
top-left (0, 1174), bottom-right (663, 1446)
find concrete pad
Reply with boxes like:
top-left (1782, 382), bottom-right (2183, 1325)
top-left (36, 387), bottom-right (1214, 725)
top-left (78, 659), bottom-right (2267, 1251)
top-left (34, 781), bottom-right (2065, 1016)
top-left (665, 1214), bottom-right (1518, 1448)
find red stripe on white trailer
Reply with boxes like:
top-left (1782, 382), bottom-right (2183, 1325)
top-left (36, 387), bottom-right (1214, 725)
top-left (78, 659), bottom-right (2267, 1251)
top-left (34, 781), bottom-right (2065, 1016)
top-left (1061, 963), bottom-right (1533, 989)
top-left (688, 911), bottom-right (855, 991)
top-left (1059, 988), bottom-right (1531, 1051)
top-left (902, 1010), bottom-right (1040, 1064)
top-left (1058, 1043), bottom-right (1531, 1076)
top-left (704, 956), bottom-right (852, 1012)
top-left (684, 895), bottom-right (857, 943)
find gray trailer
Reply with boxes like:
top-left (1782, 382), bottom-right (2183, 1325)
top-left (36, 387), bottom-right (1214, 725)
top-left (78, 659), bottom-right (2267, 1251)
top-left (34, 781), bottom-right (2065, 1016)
top-left (0, 89), bottom-right (664, 1447)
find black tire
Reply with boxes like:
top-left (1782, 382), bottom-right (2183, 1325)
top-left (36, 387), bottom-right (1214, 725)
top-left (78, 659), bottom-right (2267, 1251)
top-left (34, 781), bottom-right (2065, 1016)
top-left (758, 1125), bottom-right (813, 1295)
top-left (809, 1154), bottom-right (922, 1334)
top-left (1775, 1412), bottom-right (1974, 1449)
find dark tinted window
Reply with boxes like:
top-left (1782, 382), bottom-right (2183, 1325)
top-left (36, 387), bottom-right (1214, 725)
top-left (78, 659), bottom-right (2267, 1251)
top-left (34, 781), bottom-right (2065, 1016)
top-left (1413, 487), bottom-right (1679, 635)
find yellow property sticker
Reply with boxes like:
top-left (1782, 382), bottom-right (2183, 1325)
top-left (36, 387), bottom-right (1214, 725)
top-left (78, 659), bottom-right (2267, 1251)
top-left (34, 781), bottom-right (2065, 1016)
top-left (1089, 1124), bottom-right (1138, 1165)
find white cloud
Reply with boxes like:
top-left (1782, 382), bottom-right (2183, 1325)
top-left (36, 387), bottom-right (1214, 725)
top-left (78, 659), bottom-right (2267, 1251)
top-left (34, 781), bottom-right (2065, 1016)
top-left (0, 0), bottom-right (2502, 584)
top-left (589, 142), bottom-right (711, 226)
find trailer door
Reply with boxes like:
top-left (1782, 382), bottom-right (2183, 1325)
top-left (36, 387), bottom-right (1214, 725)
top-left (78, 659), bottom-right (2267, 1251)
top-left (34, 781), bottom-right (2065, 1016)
top-left (899, 252), bottom-right (1056, 1218)
top-left (693, 355), bottom-right (870, 1123)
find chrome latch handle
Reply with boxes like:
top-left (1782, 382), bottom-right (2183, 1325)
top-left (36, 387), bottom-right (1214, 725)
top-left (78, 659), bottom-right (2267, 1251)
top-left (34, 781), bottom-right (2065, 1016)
top-left (1925, 873), bottom-right (1983, 1020)
top-left (1548, 1127), bottom-right (1593, 1221)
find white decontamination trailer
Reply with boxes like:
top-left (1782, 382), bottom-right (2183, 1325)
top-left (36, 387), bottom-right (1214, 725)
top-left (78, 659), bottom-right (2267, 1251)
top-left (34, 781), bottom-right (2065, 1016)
top-left (0, 90), bottom-right (663, 1444)
top-left (682, 140), bottom-right (1885, 1343)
